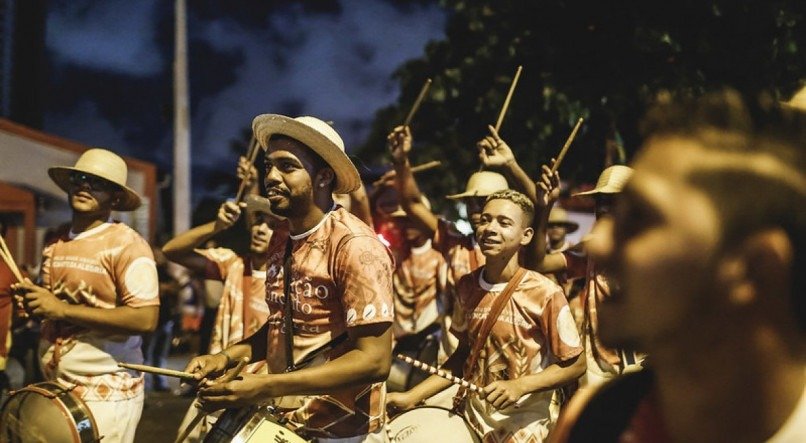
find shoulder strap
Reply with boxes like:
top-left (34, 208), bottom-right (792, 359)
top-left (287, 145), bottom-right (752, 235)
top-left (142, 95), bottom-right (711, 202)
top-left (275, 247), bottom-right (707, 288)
top-left (452, 266), bottom-right (527, 410)
top-left (282, 238), bottom-right (295, 372)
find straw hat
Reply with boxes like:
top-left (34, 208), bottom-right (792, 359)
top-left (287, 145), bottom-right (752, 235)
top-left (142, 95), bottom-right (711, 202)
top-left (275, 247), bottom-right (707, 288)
top-left (573, 165), bottom-right (633, 196)
top-left (547, 207), bottom-right (579, 233)
top-left (446, 171), bottom-right (508, 200)
top-left (390, 195), bottom-right (431, 218)
top-left (48, 148), bottom-right (141, 211)
top-left (782, 86), bottom-right (806, 112)
top-left (252, 114), bottom-right (360, 194)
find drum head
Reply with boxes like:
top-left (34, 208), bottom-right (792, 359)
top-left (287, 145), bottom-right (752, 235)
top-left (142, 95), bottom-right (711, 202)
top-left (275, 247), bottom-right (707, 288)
top-left (1, 383), bottom-right (94, 443)
top-left (387, 406), bottom-right (480, 443)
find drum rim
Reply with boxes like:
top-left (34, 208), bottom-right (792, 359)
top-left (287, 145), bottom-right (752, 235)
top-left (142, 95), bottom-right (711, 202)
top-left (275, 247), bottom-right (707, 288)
top-left (1, 381), bottom-right (100, 443)
top-left (204, 407), bottom-right (306, 443)
top-left (386, 405), bottom-right (481, 443)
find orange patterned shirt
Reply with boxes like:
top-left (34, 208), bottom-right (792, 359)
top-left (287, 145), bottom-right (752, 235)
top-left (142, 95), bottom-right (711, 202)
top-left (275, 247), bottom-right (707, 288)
top-left (392, 239), bottom-right (446, 338)
top-left (434, 219), bottom-right (484, 331)
top-left (263, 207), bottom-right (395, 439)
top-left (200, 248), bottom-right (270, 373)
top-left (453, 268), bottom-right (583, 443)
top-left (40, 222), bottom-right (159, 401)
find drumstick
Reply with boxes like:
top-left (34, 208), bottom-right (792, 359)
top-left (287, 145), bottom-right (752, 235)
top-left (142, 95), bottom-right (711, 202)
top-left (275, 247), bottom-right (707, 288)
top-left (396, 354), bottom-right (483, 394)
top-left (371, 160), bottom-right (442, 187)
top-left (494, 66), bottom-right (523, 132)
top-left (0, 235), bottom-right (24, 282)
top-left (550, 117), bottom-right (584, 174)
top-left (118, 362), bottom-right (196, 379)
top-left (234, 136), bottom-right (260, 203)
top-left (174, 357), bottom-right (250, 443)
top-left (403, 78), bottom-right (432, 126)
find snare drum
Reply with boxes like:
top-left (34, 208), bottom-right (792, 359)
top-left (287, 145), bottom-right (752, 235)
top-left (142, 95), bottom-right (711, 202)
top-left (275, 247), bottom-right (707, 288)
top-left (388, 327), bottom-right (440, 392)
top-left (203, 406), bottom-right (307, 443)
top-left (0, 381), bottom-right (99, 443)
top-left (387, 406), bottom-right (480, 443)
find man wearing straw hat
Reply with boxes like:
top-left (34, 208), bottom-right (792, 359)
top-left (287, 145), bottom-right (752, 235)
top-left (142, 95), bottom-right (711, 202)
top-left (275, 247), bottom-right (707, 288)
top-left (546, 208), bottom-right (579, 254)
top-left (535, 164), bottom-right (643, 388)
top-left (12, 148), bottom-right (159, 442)
top-left (186, 115), bottom-right (395, 442)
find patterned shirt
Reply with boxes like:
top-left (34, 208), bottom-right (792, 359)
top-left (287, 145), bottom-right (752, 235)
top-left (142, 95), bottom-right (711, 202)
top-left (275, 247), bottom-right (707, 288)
top-left (433, 219), bottom-right (485, 331)
top-left (40, 222), bottom-right (159, 401)
top-left (262, 206), bottom-right (395, 439)
top-left (452, 268), bottom-right (583, 443)
top-left (200, 248), bottom-right (270, 372)
top-left (392, 239), bottom-right (446, 338)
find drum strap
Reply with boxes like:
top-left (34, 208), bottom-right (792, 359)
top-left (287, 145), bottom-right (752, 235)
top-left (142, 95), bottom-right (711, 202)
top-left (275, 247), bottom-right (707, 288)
top-left (452, 266), bottom-right (527, 412)
top-left (282, 239), bottom-right (296, 372)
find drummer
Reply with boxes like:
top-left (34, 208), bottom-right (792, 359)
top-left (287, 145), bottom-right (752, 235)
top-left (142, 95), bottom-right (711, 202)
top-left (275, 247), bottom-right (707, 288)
top-left (185, 115), bottom-right (395, 443)
top-left (388, 190), bottom-right (585, 442)
top-left (12, 149), bottom-right (159, 443)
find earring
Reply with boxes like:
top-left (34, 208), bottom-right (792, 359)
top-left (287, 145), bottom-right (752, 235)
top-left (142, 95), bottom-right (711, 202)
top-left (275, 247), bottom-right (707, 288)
top-left (319, 183), bottom-right (325, 188)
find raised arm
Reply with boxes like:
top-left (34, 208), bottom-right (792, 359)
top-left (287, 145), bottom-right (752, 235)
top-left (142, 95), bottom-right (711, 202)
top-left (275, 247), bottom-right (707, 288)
top-left (478, 125), bottom-right (537, 203)
top-left (525, 164), bottom-right (566, 273)
top-left (389, 125), bottom-right (438, 235)
top-left (162, 201), bottom-right (243, 273)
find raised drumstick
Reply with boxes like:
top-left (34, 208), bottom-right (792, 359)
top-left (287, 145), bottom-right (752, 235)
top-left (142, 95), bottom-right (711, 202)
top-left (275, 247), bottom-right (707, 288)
top-left (371, 160), bottom-right (442, 187)
top-left (396, 354), bottom-right (483, 394)
top-left (0, 235), bottom-right (23, 282)
top-left (403, 78), bottom-right (432, 126)
top-left (234, 136), bottom-right (260, 203)
top-left (550, 117), bottom-right (584, 174)
top-left (494, 66), bottom-right (523, 132)
top-left (118, 362), bottom-right (196, 379)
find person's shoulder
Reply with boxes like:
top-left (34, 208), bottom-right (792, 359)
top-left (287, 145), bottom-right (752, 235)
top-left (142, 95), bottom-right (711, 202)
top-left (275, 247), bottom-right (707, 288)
top-left (522, 269), bottom-right (563, 291)
top-left (329, 207), bottom-right (385, 247)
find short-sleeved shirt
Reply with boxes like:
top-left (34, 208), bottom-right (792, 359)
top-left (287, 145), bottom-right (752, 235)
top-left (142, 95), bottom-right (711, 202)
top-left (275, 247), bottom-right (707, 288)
top-left (392, 239), bottom-right (446, 338)
top-left (433, 219), bottom-right (484, 329)
top-left (199, 248), bottom-right (270, 362)
top-left (262, 206), bottom-right (395, 439)
top-left (563, 252), bottom-right (623, 373)
top-left (452, 267), bottom-right (583, 442)
top-left (40, 222), bottom-right (159, 401)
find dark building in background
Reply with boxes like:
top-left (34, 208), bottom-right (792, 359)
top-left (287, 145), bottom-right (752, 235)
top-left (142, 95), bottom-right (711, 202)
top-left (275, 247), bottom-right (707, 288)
top-left (0, 0), bottom-right (46, 129)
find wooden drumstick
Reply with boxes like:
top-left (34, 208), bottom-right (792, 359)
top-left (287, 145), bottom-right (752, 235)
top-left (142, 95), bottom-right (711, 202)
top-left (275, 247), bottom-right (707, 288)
top-left (0, 235), bottom-right (24, 282)
top-left (118, 362), bottom-right (196, 379)
top-left (234, 136), bottom-right (260, 203)
top-left (550, 117), bottom-right (584, 174)
top-left (494, 66), bottom-right (523, 132)
top-left (371, 160), bottom-right (442, 187)
top-left (395, 354), bottom-right (483, 394)
top-left (174, 357), bottom-right (250, 443)
top-left (403, 78), bottom-right (432, 127)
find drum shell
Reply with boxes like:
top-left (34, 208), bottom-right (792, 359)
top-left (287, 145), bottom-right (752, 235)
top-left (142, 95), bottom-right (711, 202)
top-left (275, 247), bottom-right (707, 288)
top-left (0, 381), bottom-right (99, 443)
top-left (387, 406), bottom-right (480, 443)
top-left (203, 406), bottom-right (307, 443)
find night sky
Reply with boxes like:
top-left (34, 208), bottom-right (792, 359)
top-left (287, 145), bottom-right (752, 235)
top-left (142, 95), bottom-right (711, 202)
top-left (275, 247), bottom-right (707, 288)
top-left (42, 0), bottom-right (446, 204)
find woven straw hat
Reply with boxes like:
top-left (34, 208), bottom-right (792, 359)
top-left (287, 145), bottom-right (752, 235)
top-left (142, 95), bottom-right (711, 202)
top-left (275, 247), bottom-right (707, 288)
top-left (48, 148), bottom-right (141, 211)
top-left (548, 207), bottom-right (579, 233)
top-left (252, 114), bottom-right (361, 194)
top-left (573, 165), bottom-right (633, 196)
top-left (446, 171), bottom-right (508, 200)
top-left (390, 195), bottom-right (431, 218)
top-left (782, 86), bottom-right (806, 112)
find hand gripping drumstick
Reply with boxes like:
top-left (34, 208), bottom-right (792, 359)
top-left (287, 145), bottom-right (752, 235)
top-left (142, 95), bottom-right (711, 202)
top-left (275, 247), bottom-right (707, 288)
top-left (403, 78), bottom-right (432, 127)
top-left (174, 357), bottom-right (250, 443)
top-left (395, 354), bottom-right (483, 394)
top-left (550, 117), bottom-right (584, 174)
top-left (118, 362), bottom-right (196, 379)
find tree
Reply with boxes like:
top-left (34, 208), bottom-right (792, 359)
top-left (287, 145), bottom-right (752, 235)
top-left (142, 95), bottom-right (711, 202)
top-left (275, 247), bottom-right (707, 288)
top-left (357, 0), bottom-right (804, 215)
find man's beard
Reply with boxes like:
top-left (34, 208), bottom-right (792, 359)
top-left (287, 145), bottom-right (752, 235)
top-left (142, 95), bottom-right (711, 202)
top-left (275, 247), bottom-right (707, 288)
top-left (268, 186), bottom-right (312, 218)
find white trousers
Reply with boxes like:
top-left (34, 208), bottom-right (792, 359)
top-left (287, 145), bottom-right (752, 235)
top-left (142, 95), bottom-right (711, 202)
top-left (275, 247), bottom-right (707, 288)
top-left (84, 392), bottom-right (144, 443)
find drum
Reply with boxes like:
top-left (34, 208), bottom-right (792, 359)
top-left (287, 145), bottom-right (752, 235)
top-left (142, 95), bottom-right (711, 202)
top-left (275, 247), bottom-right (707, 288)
top-left (0, 381), bottom-right (99, 443)
top-left (203, 406), bottom-right (307, 443)
top-left (387, 406), bottom-right (480, 443)
top-left (388, 328), bottom-right (440, 392)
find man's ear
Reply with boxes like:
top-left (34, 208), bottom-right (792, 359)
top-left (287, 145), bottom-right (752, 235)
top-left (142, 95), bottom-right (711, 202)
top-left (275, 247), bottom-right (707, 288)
top-left (316, 168), bottom-right (335, 189)
top-left (520, 226), bottom-right (534, 246)
top-left (717, 228), bottom-right (793, 307)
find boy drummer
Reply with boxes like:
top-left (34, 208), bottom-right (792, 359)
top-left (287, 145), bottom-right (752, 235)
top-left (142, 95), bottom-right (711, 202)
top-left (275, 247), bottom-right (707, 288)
top-left (388, 190), bottom-right (585, 442)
